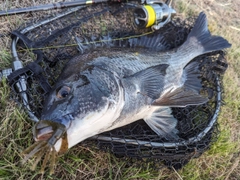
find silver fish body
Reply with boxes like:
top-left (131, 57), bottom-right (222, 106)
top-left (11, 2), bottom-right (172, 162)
top-left (36, 12), bottom-right (231, 152)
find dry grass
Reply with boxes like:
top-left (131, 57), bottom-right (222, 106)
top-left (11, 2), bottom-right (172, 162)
top-left (0, 0), bottom-right (240, 179)
top-left (173, 0), bottom-right (240, 179)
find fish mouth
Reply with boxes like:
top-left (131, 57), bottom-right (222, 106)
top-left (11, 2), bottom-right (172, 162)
top-left (22, 116), bottom-right (72, 174)
top-left (34, 122), bottom-right (54, 141)
top-left (33, 114), bottom-right (73, 142)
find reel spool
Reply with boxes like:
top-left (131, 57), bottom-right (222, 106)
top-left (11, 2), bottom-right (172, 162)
top-left (134, 0), bottom-right (176, 30)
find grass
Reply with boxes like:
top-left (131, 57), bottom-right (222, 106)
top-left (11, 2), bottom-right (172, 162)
top-left (0, 0), bottom-right (240, 179)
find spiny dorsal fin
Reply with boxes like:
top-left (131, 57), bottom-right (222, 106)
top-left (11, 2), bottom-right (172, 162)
top-left (127, 32), bottom-right (170, 51)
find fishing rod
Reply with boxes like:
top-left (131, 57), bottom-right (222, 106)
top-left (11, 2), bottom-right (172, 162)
top-left (0, 0), bottom-right (176, 30)
top-left (0, 0), bottom-right (110, 16)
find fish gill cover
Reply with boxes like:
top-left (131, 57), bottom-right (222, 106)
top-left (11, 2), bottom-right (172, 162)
top-left (7, 2), bottom-right (228, 171)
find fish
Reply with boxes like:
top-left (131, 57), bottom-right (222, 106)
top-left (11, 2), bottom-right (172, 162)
top-left (22, 12), bottom-right (231, 174)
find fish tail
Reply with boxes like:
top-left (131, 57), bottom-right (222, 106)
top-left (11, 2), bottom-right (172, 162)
top-left (186, 12), bottom-right (231, 54)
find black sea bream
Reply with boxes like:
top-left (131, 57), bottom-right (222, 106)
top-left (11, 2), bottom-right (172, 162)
top-left (22, 12), bottom-right (231, 173)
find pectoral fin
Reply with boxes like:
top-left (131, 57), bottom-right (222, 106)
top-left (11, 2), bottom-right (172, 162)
top-left (125, 64), bottom-right (169, 99)
top-left (152, 87), bottom-right (208, 107)
top-left (144, 107), bottom-right (179, 140)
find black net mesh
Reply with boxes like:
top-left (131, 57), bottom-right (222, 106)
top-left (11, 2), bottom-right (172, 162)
top-left (7, 2), bottom-right (228, 169)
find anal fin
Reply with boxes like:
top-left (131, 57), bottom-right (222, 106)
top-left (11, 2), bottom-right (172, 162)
top-left (152, 87), bottom-right (208, 107)
top-left (152, 60), bottom-right (209, 107)
top-left (144, 107), bottom-right (179, 140)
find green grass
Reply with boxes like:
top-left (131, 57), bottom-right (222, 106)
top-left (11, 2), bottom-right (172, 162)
top-left (0, 50), bottom-right (11, 68)
top-left (1, 0), bottom-right (240, 179)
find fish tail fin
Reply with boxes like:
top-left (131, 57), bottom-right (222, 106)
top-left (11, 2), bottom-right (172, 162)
top-left (186, 12), bottom-right (231, 54)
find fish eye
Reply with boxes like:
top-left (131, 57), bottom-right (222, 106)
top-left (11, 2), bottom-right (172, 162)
top-left (56, 86), bottom-right (71, 99)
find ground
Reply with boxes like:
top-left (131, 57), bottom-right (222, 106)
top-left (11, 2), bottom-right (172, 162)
top-left (0, 0), bottom-right (240, 179)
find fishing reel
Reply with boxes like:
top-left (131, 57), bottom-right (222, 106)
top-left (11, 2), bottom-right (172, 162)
top-left (133, 0), bottom-right (176, 30)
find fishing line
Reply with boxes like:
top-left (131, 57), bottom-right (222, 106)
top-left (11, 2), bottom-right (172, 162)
top-left (16, 30), bottom-right (155, 53)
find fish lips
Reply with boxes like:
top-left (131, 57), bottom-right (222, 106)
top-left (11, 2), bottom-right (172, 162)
top-left (34, 114), bottom-right (74, 142)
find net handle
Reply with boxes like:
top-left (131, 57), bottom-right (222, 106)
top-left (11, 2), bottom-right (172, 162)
top-left (10, 7), bottom-right (85, 122)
